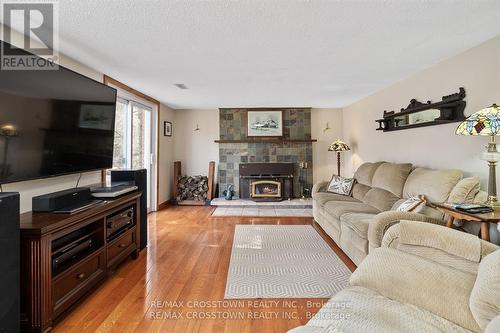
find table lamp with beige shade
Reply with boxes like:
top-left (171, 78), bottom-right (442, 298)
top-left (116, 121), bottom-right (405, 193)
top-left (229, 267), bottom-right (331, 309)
top-left (328, 139), bottom-right (350, 176)
top-left (456, 104), bottom-right (500, 208)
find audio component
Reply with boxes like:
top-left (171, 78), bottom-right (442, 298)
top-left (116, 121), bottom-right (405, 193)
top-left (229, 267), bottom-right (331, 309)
top-left (107, 207), bottom-right (134, 240)
top-left (0, 192), bottom-right (20, 333)
top-left (111, 169), bottom-right (147, 249)
top-left (32, 187), bottom-right (93, 213)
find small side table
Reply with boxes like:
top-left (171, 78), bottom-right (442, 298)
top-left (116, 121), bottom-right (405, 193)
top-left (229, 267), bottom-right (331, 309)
top-left (436, 204), bottom-right (500, 242)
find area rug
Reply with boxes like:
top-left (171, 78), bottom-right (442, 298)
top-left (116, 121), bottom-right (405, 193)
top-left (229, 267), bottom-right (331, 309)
top-left (212, 207), bottom-right (312, 217)
top-left (224, 225), bottom-right (351, 299)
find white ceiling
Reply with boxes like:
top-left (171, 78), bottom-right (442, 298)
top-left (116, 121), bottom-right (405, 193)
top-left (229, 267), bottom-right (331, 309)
top-left (8, 1), bottom-right (500, 109)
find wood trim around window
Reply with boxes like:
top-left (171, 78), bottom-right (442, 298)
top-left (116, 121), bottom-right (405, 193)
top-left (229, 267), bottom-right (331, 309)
top-left (103, 75), bottom-right (160, 105)
top-left (103, 74), bottom-right (162, 211)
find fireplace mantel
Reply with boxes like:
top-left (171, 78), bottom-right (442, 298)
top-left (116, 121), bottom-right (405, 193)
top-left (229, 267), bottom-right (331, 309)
top-left (215, 139), bottom-right (317, 143)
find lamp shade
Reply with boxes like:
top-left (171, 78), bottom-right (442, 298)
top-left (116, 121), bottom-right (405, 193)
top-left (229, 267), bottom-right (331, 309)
top-left (328, 139), bottom-right (350, 152)
top-left (0, 124), bottom-right (18, 137)
top-left (455, 104), bottom-right (500, 136)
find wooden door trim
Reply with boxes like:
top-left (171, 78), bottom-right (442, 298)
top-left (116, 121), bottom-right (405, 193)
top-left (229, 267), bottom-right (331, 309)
top-left (103, 75), bottom-right (161, 211)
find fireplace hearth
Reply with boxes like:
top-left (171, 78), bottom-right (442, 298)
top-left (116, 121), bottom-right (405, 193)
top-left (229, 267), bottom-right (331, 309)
top-left (239, 163), bottom-right (294, 201)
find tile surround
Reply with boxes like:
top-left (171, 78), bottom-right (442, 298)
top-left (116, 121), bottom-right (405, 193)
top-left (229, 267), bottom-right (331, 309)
top-left (218, 108), bottom-right (313, 198)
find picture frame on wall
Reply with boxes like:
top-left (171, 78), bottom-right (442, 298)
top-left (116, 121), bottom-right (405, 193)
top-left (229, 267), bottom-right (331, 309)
top-left (164, 121), bottom-right (173, 136)
top-left (247, 110), bottom-right (283, 137)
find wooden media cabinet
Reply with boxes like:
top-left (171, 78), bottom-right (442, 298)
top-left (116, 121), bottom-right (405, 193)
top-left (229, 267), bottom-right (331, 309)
top-left (20, 191), bottom-right (142, 333)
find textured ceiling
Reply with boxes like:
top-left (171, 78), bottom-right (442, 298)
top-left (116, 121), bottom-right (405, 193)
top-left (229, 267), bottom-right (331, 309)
top-left (7, 1), bottom-right (500, 109)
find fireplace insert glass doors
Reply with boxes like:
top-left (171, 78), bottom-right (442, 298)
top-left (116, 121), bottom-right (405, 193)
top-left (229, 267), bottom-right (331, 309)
top-left (251, 180), bottom-right (282, 198)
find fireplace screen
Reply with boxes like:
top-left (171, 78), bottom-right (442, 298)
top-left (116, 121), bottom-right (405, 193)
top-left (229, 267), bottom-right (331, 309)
top-left (251, 180), bottom-right (281, 198)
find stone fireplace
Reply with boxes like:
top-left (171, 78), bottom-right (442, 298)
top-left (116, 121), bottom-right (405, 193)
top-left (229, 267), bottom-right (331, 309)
top-left (217, 108), bottom-right (314, 198)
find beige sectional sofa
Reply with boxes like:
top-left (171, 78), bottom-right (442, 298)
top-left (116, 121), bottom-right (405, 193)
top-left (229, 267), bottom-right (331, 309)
top-left (288, 221), bottom-right (500, 333)
top-left (312, 161), bottom-right (486, 265)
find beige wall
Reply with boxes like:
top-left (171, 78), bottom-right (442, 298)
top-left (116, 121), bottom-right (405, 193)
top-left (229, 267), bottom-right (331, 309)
top-left (342, 35), bottom-right (500, 188)
top-left (311, 108), bottom-right (343, 183)
top-left (173, 109), bottom-right (219, 178)
top-left (158, 104), bottom-right (176, 204)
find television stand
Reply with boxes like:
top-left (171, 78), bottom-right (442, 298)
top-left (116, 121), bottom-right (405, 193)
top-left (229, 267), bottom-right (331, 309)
top-left (52, 199), bottom-right (103, 214)
top-left (20, 191), bottom-right (142, 333)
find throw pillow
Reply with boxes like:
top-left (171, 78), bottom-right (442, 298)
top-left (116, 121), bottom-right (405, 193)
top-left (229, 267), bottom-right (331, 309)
top-left (327, 175), bottom-right (355, 196)
top-left (397, 195), bottom-right (425, 212)
top-left (448, 177), bottom-right (481, 203)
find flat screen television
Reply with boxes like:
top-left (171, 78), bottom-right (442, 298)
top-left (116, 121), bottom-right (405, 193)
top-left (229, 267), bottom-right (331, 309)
top-left (0, 42), bottom-right (117, 184)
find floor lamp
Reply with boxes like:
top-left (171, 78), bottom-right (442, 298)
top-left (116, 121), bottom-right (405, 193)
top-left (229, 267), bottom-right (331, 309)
top-left (328, 139), bottom-right (350, 176)
top-left (456, 104), bottom-right (500, 208)
top-left (0, 124), bottom-right (18, 178)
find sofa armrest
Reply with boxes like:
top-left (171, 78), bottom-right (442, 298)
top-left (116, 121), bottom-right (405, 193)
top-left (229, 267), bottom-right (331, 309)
top-left (312, 181), bottom-right (328, 195)
top-left (368, 211), bottom-right (445, 249)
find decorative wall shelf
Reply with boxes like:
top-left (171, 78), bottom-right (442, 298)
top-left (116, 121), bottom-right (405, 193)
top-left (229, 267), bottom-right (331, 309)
top-left (375, 87), bottom-right (466, 132)
top-left (215, 139), bottom-right (317, 143)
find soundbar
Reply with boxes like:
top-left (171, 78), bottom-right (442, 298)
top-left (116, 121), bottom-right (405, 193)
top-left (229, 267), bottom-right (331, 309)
top-left (32, 187), bottom-right (92, 212)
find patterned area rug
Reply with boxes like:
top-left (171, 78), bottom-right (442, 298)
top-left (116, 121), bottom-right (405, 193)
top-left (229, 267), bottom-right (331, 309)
top-left (224, 225), bottom-right (351, 299)
top-left (212, 207), bottom-right (312, 217)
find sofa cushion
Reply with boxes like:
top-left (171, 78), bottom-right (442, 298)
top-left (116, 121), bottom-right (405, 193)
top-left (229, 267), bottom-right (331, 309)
top-left (470, 250), bottom-right (500, 330)
top-left (398, 220), bottom-right (482, 262)
top-left (403, 167), bottom-right (463, 203)
top-left (340, 212), bottom-right (376, 239)
top-left (420, 205), bottom-right (446, 220)
top-left (287, 326), bottom-right (323, 333)
top-left (394, 221), bottom-right (496, 275)
top-left (313, 192), bottom-right (359, 207)
top-left (350, 248), bottom-right (481, 332)
top-left (371, 162), bottom-right (412, 197)
top-left (339, 226), bottom-right (370, 265)
top-left (323, 201), bottom-right (379, 219)
top-left (395, 196), bottom-right (425, 212)
top-left (306, 286), bottom-right (474, 333)
top-left (363, 188), bottom-right (401, 212)
top-left (352, 183), bottom-right (371, 201)
top-left (448, 177), bottom-right (481, 203)
top-left (354, 161), bottom-right (385, 186)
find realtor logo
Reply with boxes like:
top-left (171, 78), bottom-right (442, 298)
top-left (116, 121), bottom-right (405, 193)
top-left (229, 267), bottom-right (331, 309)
top-left (1, 0), bottom-right (59, 70)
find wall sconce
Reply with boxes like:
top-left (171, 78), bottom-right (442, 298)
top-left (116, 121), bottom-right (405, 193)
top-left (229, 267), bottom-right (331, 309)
top-left (194, 124), bottom-right (200, 131)
top-left (0, 124), bottom-right (18, 137)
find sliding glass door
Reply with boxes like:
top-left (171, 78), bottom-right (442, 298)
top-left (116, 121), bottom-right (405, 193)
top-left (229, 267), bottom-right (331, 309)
top-left (112, 98), bottom-right (154, 211)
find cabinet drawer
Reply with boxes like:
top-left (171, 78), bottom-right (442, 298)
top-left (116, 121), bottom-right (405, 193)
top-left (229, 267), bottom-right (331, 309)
top-left (107, 228), bottom-right (135, 267)
top-left (52, 251), bottom-right (105, 317)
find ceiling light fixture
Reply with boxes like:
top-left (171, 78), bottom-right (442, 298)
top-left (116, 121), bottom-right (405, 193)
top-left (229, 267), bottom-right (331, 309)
top-left (174, 83), bottom-right (188, 90)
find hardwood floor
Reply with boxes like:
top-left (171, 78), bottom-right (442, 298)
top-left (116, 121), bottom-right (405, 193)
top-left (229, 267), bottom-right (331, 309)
top-left (53, 206), bottom-right (355, 333)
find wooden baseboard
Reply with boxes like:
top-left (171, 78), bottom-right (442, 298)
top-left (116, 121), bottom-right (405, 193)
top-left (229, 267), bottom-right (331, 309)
top-left (176, 200), bottom-right (207, 206)
top-left (158, 201), bottom-right (171, 210)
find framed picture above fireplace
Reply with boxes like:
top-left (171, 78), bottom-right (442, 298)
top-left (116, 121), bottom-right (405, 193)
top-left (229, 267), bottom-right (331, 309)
top-left (247, 110), bottom-right (283, 137)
